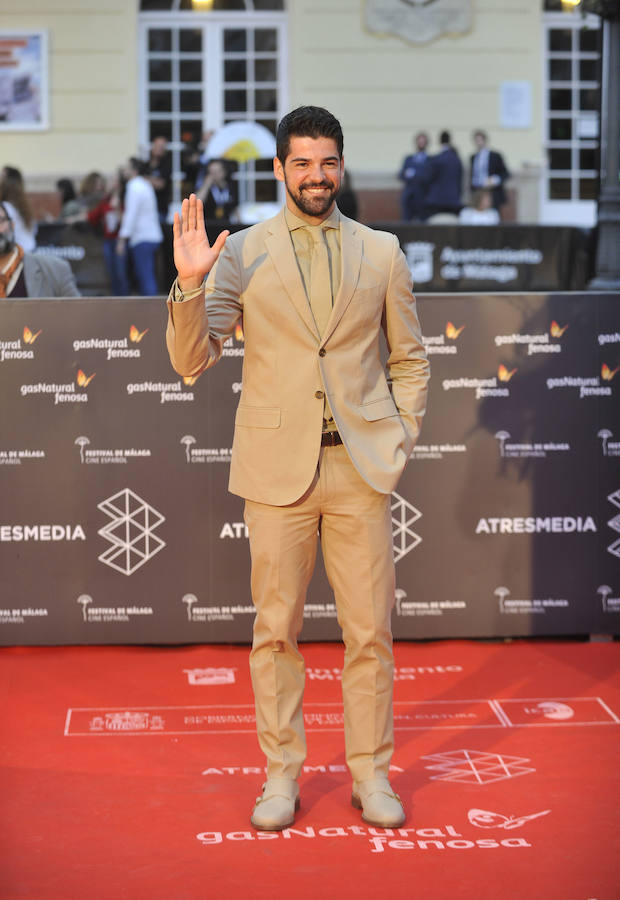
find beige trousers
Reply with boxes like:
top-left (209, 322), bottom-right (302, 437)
top-left (244, 443), bottom-right (395, 783)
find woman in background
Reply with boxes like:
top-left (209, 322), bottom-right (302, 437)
top-left (56, 178), bottom-right (81, 218)
top-left (86, 170), bottom-right (129, 295)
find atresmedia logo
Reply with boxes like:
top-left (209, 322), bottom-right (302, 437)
top-left (391, 492), bottom-right (422, 562)
top-left (97, 488), bottom-right (165, 575)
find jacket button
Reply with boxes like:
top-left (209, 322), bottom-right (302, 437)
top-left (319, 348), bottom-right (326, 357)
top-left (315, 390), bottom-right (324, 399)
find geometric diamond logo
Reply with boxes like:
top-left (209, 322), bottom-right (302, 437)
top-left (422, 749), bottom-right (535, 784)
top-left (391, 491), bottom-right (422, 563)
top-left (97, 488), bottom-right (165, 576)
top-left (607, 488), bottom-right (620, 559)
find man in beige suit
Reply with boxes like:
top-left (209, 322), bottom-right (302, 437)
top-left (166, 107), bottom-right (429, 831)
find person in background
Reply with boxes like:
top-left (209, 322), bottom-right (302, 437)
top-left (191, 130), bottom-right (216, 191)
top-left (398, 131), bottom-right (429, 221)
top-left (196, 158), bottom-right (238, 221)
top-left (0, 166), bottom-right (37, 252)
top-left (56, 178), bottom-right (81, 218)
top-left (78, 171), bottom-right (106, 212)
top-left (337, 170), bottom-right (358, 220)
top-left (0, 201), bottom-right (79, 298)
top-left (470, 130), bottom-right (510, 215)
top-left (181, 130), bottom-right (213, 195)
top-left (421, 130), bottom-right (463, 220)
top-left (458, 188), bottom-right (500, 225)
top-left (85, 170), bottom-right (129, 295)
top-left (147, 136), bottom-right (172, 225)
top-left (117, 157), bottom-right (162, 296)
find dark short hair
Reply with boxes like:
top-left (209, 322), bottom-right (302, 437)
top-left (439, 130), bottom-right (451, 145)
top-left (473, 129), bottom-right (488, 142)
top-left (129, 156), bottom-right (150, 177)
top-left (276, 106), bottom-right (344, 163)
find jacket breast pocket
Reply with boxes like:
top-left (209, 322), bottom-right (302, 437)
top-left (359, 396), bottom-right (400, 422)
top-left (235, 405), bottom-right (281, 428)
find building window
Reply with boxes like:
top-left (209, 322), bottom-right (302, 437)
top-left (542, 10), bottom-right (601, 225)
top-left (139, 1), bottom-right (287, 214)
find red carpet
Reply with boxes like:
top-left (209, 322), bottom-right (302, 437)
top-left (1, 639), bottom-right (619, 899)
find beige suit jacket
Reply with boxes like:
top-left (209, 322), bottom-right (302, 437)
top-left (166, 210), bottom-right (429, 505)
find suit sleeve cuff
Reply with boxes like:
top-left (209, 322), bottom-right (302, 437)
top-left (172, 278), bottom-right (205, 303)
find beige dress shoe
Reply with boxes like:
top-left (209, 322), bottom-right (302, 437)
top-left (351, 777), bottom-right (405, 828)
top-left (250, 778), bottom-right (300, 831)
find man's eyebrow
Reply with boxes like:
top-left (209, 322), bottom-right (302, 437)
top-left (289, 155), bottom-right (340, 163)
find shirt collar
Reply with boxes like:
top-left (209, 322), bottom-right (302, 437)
top-left (284, 205), bottom-right (341, 233)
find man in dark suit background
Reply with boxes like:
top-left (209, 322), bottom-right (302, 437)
top-left (470, 130), bottom-right (510, 214)
top-left (422, 130), bottom-right (463, 220)
top-left (398, 131), bottom-right (429, 221)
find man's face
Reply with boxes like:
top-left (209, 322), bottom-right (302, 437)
top-left (473, 132), bottom-right (487, 150)
top-left (274, 136), bottom-right (344, 223)
top-left (416, 133), bottom-right (428, 152)
top-left (0, 209), bottom-right (15, 255)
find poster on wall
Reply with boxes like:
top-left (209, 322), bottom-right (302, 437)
top-left (0, 31), bottom-right (49, 131)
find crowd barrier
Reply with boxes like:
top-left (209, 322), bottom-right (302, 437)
top-left (35, 221), bottom-right (592, 296)
top-left (1, 291), bottom-right (618, 645)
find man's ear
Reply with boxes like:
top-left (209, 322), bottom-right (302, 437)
top-left (273, 156), bottom-right (284, 183)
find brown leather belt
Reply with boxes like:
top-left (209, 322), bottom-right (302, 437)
top-left (321, 431), bottom-right (343, 447)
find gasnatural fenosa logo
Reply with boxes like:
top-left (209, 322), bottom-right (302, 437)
top-left (72, 325), bottom-right (149, 360)
top-left (494, 321), bottom-right (569, 356)
top-left (423, 321), bottom-right (466, 355)
top-left (222, 322), bottom-right (245, 358)
top-left (1, 325), bottom-right (43, 362)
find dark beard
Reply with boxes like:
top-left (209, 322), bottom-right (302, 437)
top-left (286, 180), bottom-right (339, 219)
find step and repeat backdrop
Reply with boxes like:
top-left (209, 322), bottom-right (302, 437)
top-left (1, 292), bottom-right (618, 645)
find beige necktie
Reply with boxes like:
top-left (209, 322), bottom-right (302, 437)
top-left (308, 226), bottom-right (332, 338)
top-left (307, 226), bottom-right (336, 429)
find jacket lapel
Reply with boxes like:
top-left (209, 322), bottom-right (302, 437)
top-left (321, 215), bottom-right (362, 346)
top-left (265, 211), bottom-right (319, 340)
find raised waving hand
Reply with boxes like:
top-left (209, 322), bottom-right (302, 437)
top-left (173, 193), bottom-right (229, 292)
